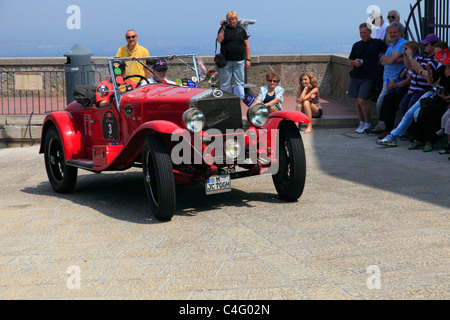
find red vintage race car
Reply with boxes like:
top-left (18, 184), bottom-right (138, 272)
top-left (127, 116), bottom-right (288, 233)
top-left (40, 54), bottom-right (310, 220)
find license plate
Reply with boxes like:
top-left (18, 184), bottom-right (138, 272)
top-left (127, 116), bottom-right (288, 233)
top-left (205, 175), bottom-right (231, 195)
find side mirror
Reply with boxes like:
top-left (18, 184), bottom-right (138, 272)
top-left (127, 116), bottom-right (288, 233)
top-left (96, 85), bottom-right (110, 97)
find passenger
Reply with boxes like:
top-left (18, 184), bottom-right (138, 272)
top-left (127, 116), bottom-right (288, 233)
top-left (347, 23), bottom-right (387, 133)
top-left (115, 29), bottom-right (151, 81)
top-left (147, 59), bottom-right (176, 85)
top-left (376, 22), bottom-right (407, 120)
top-left (377, 46), bottom-right (450, 148)
top-left (409, 48), bottom-right (450, 152)
top-left (95, 61), bottom-right (136, 108)
top-left (296, 72), bottom-right (322, 133)
top-left (254, 72), bottom-right (284, 114)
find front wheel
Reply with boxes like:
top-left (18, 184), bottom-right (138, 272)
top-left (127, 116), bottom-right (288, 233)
top-left (142, 135), bottom-right (176, 220)
top-left (272, 123), bottom-right (306, 201)
top-left (44, 126), bottom-right (78, 193)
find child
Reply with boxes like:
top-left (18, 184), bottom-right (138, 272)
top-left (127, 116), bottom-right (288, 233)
top-left (296, 72), bottom-right (322, 133)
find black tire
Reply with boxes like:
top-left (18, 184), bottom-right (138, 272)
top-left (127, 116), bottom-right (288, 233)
top-left (272, 123), bottom-right (306, 201)
top-left (142, 135), bottom-right (176, 220)
top-left (44, 126), bottom-right (78, 193)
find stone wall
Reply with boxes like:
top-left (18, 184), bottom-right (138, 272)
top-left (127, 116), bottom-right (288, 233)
top-left (0, 54), bottom-right (353, 99)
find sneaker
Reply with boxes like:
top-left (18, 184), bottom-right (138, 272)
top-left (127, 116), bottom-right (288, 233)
top-left (438, 143), bottom-right (450, 154)
top-left (355, 124), bottom-right (364, 133)
top-left (365, 124), bottom-right (386, 135)
top-left (376, 135), bottom-right (397, 147)
top-left (378, 132), bottom-right (388, 139)
top-left (360, 123), bottom-right (371, 134)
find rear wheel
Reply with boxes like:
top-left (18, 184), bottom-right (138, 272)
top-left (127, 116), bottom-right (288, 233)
top-left (44, 126), bottom-right (78, 193)
top-left (272, 123), bottom-right (306, 200)
top-left (142, 135), bottom-right (176, 220)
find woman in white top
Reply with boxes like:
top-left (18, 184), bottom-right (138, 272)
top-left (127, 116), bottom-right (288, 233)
top-left (255, 72), bottom-right (284, 113)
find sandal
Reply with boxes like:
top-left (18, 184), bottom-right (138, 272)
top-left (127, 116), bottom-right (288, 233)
top-left (408, 142), bottom-right (425, 150)
top-left (423, 145), bottom-right (433, 152)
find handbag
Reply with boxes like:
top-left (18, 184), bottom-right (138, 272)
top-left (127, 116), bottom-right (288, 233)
top-left (214, 40), bottom-right (226, 69)
top-left (419, 95), bottom-right (446, 109)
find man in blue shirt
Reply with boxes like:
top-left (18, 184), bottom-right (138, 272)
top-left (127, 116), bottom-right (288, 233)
top-left (376, 22), bottom-right (407, 118)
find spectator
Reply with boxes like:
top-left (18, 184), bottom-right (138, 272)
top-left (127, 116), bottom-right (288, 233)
top-left (377, 47), bottom-right (450, 147)
top-left (372, 14), bottom-right (388, 42)
top-left (217, 10), bottom-right (251, 99)
top-left (367, 66), bottom-right (410, 136)
top-left (397, 35), bottom-right (442, 140)
top-left (147, 59), bottom-right (176, 85)
top-left (116, 30), bottom-right (151, 81)
top-left (367, 40), bottom-right (430, 136)
top-left (409, 49), bottom-right (450, 152)
top-left (385, 10), bottom-right (402, 44)
top-left (254, 72), bottom-right (284, 114)
top-left (376, 22), bottom-right (407, 119)
top-left (437, 107), bottom-right (450, 155)
top-left (296, 72), bottom-right (322, 133)
top-left (347, 23), bottom-right (387, 133)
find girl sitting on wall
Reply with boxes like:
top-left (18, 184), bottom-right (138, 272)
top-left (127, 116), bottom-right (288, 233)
top-left (296, 72), bottom-right (323, 133)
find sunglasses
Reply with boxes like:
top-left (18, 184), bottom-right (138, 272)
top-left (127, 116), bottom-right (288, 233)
top-left (126, 35), bottom-right (137, 39)
top-left (268, 79), bottom-right (279, 83)
top-left (387, 16), bottom-right (396, 19)
top-left (155, 69), bottom-right (168, 72)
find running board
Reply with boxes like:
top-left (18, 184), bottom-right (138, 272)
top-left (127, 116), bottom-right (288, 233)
top-left (66, 159), bottom-right (95, 171)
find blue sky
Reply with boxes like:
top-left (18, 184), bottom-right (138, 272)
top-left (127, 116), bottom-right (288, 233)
top-left (0, 0), bottom-right (414, 57)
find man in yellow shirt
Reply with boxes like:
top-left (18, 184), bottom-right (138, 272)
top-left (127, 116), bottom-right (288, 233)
top-left (116, 30), bottom-right (151, 82)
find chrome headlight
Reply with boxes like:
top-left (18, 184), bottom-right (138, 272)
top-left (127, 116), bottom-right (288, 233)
top-left (183, 108), bottom-right (205, 133)
top-left (247, 103), bottom-right (269, 127)
top-left (224, 138), bottom-right (242, 159)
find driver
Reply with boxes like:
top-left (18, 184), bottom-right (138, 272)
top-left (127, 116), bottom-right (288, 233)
top-left (148, 59), bottom-right (176, 84)
top-left (96, 61), bottom-right (137, 108)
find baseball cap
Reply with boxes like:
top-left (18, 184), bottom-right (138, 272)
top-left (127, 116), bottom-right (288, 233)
top-left (152, 59), bottom-right (168, 71)
top-left (420, 34), bottom-right (441, 44)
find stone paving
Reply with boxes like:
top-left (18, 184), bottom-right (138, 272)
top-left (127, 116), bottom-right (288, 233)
top-left (0, 128), bottom-right (448, 300)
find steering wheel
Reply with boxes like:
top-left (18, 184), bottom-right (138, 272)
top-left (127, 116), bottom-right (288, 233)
top-left (123, 74), bottom-right (150, 87)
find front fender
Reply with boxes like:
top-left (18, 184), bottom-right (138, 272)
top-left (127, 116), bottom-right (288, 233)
top-left (108, 120), bottom-right (182, 169)
top-left (270, 110), bottom-right (311, 123)
top-left (261, 110), bottom-right (310, 130)
top-left (39, 111), bottom-right (85, 160)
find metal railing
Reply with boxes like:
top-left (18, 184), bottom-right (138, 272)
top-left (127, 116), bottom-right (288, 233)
top-left (405, 0), bottom-right (450, 44)
top-left (0, 70), bottom-right (66, 115)
top-left (0, 70), bottom-right (102, 115)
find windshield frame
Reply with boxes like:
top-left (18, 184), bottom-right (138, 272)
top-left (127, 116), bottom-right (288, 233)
top-left (106, 54), bottom-right (202, 110)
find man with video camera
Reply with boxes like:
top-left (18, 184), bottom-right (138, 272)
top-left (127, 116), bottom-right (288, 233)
top-left (216, 10), bottom-right (251, 99)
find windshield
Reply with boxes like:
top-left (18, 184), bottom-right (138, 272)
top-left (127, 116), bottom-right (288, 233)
top-left (106, 54), bottom-right (211, 107)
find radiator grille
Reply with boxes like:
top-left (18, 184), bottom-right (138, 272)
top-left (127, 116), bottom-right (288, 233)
top-left (194, 90), bottom-right (243, 133)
